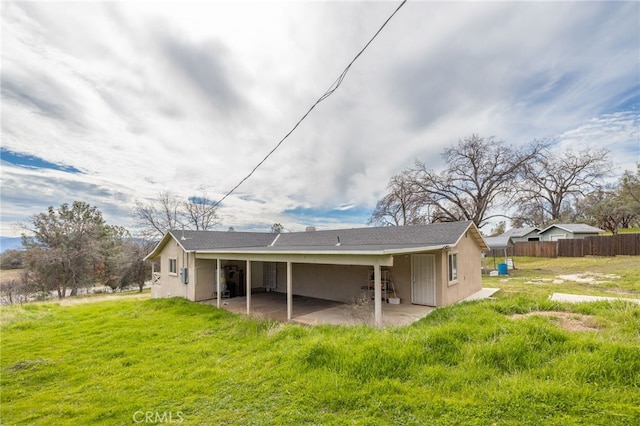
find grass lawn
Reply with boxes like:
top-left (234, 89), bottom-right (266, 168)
top-left (2, 257), bottom-right (639, 425)
top-left (483, 255), bottom-right (640, 299)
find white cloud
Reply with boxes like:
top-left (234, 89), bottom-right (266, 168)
top-left (1, 1), bottom-right (638, 237)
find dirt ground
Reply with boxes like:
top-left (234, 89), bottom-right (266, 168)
top-left (510, 311), bottom-right (601, 332)
top-left (524, 271), bottom-right (622, 285)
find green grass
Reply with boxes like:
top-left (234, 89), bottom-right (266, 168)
top-left (483, 255), bottom-right (640, 299)
top-left (2, 258), bottom-right (640, 425)
top-left (604, 227), bottom-right (640, 235)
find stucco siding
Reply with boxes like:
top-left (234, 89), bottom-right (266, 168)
top-left (152, 241), bottom-right (190, 299)
top-left (389, 255), bottom-right (411, 302)
top-left (194, 259), bottom-right (215, 301)
top-left (271, 263), bottom-right (370, 303)
top-left (440, 232), bottom-right (482, 306)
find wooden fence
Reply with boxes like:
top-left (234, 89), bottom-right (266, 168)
top-left (512, 234), bottom-right (640, 258)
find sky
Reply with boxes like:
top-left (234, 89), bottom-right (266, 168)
top-left (1, 0), bottom-right (639, 239)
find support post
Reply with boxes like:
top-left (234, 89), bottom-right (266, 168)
top-left (287, 261), bottom-right (293, 321)
top-left (216, 258), bottom-right (221, 309)
top-left (374, 263), bottom-right (382, 327)
top-left (246, 260), bottom-right (252, 315)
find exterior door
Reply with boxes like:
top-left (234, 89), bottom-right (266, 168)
top-left (412, 254), bottom-right (436, 306)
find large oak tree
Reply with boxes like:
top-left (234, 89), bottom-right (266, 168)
top-left (370, 134), bottom-right (546, 229)
top-left (513, 147), bottom-right (611, 226)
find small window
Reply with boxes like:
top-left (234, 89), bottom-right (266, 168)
top-left (448, 253), bottom-right (458, 282)
top-left (169, 258), bottom-right (177, 275)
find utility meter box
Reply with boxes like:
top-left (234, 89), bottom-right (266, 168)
top-left (180, 268), bottom-right (189, 284)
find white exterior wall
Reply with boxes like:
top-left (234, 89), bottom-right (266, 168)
top-left (540, 228), bottom-right (571, 241)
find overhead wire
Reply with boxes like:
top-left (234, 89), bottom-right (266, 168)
top-left (213, 0), bottom-right (407, 208)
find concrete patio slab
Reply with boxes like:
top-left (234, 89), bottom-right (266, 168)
top-left (201, 287), bottom-right (501, 327)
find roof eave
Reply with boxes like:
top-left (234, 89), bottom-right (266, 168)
top-left (453, 221), bottom-right (490, 252)
top-left (143, 231), bottom-right (190, 261)
top-left (193, 244), bottom-right (449, 257)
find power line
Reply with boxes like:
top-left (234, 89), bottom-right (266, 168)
top-left (213, 0), bottom-right (407, 208)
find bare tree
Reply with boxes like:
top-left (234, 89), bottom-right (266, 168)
top-left (620, 164), bottom-right (640, 205)
top-left (489, 221), bottom-right (506, 237)
top-left (184, 193), bottom-right (219, 231)
top-left (135, 191), bottom-right (219, 239)
top-left (410, 135), bottom-right (546, 228)
top-left (514, 148), bottom-right (611, 224)
top-left (576, 165), bottom-right (640, 233)
top-left (368, 171), bottom-right (428, 226)
top-left (270, 223), bottom-right (284, 233)
top-left (134, 191), bottom-right (184, 240)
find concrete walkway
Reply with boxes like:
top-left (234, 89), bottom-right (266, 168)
top-left (463, 287), bottom-right (500, 301)
top-left (550, 293), bottom-right (640, 305)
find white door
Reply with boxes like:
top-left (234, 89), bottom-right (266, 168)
top-left (412, 254), bottom-right (436, 306)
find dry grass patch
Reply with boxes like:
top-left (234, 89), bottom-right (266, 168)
top-left (556, 272), bottom-right (622, 284)
top-left (0, 269), bottom-right (24, 285)
top-left (510, 311), bottom-right (602, 332)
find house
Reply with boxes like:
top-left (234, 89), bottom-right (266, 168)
top-left (537, 224), bottom-right (604, 241)
top-left (144, 220), bottom-right (489, 327)
top-left (503, 226), bottom-right (542, 242)
top-left (483, 234), bottom-right (513, 258)
top-left (484, 227), bottom-right (541, 258)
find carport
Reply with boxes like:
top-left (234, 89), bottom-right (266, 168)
top-left (195, 251), bottom-right (393, 328)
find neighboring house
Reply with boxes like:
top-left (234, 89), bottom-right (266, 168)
top-left (483, 234), bottom-right (513, 256)
top-left (484, 227), bottom-right (540, 257)
top-left (503, 226), bottom-right (542, 242)
top-left (537, 224), bottom-right (604, 241)
top-left (144, 220), bottom-right (489, 327)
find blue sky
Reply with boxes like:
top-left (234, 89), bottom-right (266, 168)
top-left (1, 1), bottom-right (639, 238)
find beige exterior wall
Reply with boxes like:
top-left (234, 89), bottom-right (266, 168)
top-left (151, 240), bottom-right (193, 300)
top-left (386, 234), bottom-right (482, 307)
top-left (439, 231), bottom-right (482, 306)
top-left (389, 254), bottom-right (411, 302)
top-left (194, 259), bottom-right (215, 301)
top-left (271, 263), bottom-right (370, 303)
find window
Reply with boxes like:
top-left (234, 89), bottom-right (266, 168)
top-left (448, 253), bottom-right (458, 283)
top-left (169, 258), bottom-right (177, 275)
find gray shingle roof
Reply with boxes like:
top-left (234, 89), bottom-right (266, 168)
top-left (169, 230), bottom-right (275, 251)
top-left (273, 220), bottom-right (474, 251)
top-left (502, 227), bottom-right (540, 238)
top-left (538, 223), bottom-right (604, 234)
top-left (146, 220), bottom-right (484, 257)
